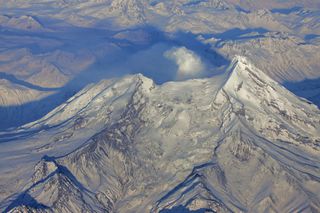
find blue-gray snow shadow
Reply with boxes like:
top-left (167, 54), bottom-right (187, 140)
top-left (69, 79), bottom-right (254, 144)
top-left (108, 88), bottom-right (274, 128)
top-left (284, 78), bottom-right (320, 108)
top-left (270, 6), bottom-right (303, 15)
top-left (235, 5), bottom-right (250, 13)
top-left (160, 206), bottom-right (216, 213)
top-left (4, 193), bottom-right (49, 212)
top-left (0, 25), bottom-right (229, 132)
top-left (0, 72), bottom-right (60, 91)
top-left (200, 28), bottom-right (269, 48)
top-left (4, 155), bottom-right (92, 212)
top-left (305, 34), bottom-right (320, 41)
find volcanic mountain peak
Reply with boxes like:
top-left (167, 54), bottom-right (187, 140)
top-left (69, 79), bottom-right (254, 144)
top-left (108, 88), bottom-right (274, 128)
top-left (1, 56), bottom-right (320, 213)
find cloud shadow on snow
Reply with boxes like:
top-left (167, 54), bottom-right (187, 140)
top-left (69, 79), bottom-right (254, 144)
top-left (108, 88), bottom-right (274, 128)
top-left (0, 24), bottom-right (229, 131)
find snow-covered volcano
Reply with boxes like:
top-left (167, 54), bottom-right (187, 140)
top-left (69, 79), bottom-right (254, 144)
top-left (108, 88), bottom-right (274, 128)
top-left (0, 57), bottom-right (319, 212)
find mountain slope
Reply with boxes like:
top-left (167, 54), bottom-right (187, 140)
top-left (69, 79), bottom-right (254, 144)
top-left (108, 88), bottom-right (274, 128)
top-left (0, 56), bottom-right (319, 212)
top-left (1, 0), bottom-right (320, 130)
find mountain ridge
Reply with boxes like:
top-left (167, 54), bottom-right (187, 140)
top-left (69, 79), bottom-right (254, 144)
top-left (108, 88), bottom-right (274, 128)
top-left (0, 56), bottom-right (319, 212)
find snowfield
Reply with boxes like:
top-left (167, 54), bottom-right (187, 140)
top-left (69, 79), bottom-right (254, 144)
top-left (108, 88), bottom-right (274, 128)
top-left (0, 0), bottom-right (320, 212)
top-left (0, 57), bottom-right (319, 212)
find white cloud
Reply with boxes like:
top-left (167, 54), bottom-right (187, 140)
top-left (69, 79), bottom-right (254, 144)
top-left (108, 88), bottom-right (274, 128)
top-left (164, 46), bottom-right (205, 80)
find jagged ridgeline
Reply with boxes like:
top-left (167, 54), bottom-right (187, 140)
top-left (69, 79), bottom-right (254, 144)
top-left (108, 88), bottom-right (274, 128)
top-left (1, 57), bottom-right (319, 212)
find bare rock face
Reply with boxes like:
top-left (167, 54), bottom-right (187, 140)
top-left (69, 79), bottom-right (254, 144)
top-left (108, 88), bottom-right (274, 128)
top-left (1, 57), bottom-right (319, 212)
